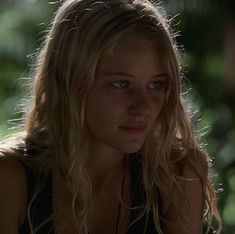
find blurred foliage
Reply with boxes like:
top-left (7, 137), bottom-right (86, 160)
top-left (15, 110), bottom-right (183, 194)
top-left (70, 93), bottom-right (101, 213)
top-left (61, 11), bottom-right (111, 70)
top-left (162, 1), bottom-right (235, 233)
top-left (0, 0), bottom-right (234, 233)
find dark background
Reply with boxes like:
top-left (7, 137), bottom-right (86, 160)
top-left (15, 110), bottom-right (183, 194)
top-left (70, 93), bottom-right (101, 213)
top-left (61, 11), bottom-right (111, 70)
top-left (0, 0), bottom-right (234, 233)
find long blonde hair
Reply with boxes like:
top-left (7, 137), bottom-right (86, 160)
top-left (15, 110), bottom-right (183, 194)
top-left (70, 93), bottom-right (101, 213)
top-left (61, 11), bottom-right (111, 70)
top-left (0, 0), bottom-right (221, 233)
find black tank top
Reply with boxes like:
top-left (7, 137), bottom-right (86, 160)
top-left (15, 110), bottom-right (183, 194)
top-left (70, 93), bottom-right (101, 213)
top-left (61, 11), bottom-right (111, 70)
top-left (19, 155), bottom-right (159, 234)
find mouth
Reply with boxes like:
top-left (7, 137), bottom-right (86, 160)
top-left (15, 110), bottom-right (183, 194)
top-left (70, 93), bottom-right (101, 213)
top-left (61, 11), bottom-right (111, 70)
top-left (119, 126), bottom-right (147, 135)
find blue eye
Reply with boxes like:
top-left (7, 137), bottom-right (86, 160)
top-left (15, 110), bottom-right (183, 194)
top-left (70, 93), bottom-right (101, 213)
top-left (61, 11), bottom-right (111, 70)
top-left (148, 81), bottom-right (165, 90)
top-left (113, 80), bottom-right (129, 89)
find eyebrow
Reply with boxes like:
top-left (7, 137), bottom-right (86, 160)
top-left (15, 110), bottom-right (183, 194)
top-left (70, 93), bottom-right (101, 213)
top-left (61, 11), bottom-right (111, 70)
top-left (99, 71), bottom-right (168, 79)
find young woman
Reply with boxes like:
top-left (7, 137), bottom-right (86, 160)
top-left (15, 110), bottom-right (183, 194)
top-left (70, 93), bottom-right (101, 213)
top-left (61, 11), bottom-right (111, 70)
top-left (0, 0), bottom-right (221, 233)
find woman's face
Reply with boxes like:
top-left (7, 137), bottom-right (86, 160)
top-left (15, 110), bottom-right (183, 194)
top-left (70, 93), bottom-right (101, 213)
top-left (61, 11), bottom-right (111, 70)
top-left (85, 35), bottom-right (168, 154)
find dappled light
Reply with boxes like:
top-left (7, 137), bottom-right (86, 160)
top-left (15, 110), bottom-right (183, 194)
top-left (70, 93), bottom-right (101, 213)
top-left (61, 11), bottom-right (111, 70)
top-left (0, 0), bottom-right (234, 232)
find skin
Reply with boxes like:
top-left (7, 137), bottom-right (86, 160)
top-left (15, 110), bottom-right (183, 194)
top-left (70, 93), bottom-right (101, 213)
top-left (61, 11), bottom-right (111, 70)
top-left (0, 35), bottom-right (203, 234)
top-left (85, 35), bottom-right (203, 234)
top-left (0, 154), bottom-right (27, 234)
top-left (85, 35), bottom-right (167, 175)
top-left (85, 35), bottom-right (167, 233)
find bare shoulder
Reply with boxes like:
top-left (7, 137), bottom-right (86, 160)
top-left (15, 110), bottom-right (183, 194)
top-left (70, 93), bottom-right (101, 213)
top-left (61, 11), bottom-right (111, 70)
top-left (0, 152), bottom-right (27, 183)
top-left (0, 152), bottom-right (27, 233)
top-left (160, 149), bottom-right (204, 234)
top-left (176, 147), bottom-right (208, 178)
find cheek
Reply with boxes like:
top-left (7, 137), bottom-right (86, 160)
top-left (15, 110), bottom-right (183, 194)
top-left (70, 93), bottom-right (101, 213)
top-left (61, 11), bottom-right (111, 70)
top-left (86, 98), bottom-right (105, 126)
top-left (85, 91), bottom-right (120, 130)
top-left (154, 92), bottom-right (165, 110)
top-left (150, 93), bottom-right (165, 121)
top-left (85, 101), bottom-right (108, 140)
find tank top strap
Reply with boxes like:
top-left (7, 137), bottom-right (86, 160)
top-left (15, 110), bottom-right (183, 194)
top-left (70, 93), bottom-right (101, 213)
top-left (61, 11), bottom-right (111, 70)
top-left (18, 159), bottom-right (54, 234)
top-left (127, 154), bottom-right (158, 234)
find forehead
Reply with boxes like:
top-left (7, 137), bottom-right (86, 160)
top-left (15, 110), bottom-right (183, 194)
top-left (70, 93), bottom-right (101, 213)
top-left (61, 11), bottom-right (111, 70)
top-left (96, 35), bottom-right (167, 74)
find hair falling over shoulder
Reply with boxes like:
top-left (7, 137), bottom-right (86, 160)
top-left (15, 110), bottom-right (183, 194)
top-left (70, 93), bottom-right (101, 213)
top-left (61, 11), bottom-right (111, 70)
top-left (0, 0), bottom-right (222, 233)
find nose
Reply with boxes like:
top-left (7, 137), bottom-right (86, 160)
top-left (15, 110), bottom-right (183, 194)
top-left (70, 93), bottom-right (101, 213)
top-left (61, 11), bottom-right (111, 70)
top-left (128, 89), bottom-right (151, 119)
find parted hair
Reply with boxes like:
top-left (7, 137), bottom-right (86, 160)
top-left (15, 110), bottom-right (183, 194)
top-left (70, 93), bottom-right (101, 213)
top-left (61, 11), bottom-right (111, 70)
top-left (0, 0), bottom-right (221, 233)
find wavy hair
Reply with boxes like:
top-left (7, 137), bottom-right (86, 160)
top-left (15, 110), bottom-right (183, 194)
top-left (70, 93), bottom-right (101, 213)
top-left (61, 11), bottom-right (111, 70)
top-left (0, 0), bottom-right (221, 233)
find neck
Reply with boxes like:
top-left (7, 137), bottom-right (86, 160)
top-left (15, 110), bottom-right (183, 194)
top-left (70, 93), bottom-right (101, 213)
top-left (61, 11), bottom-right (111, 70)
top-left (85, 142), bottom-right (127, 183)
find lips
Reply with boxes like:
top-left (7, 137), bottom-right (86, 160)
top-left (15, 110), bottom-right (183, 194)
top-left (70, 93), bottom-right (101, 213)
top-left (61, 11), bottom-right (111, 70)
top-left (119, 125), bottom-right (147, 135)
top-left (120, 126), bottom-right (147, 129)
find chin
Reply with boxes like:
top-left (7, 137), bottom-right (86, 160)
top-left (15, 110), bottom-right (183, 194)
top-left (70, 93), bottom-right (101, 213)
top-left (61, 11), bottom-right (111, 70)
top-left (120, 143), bottom-right (143, 154)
